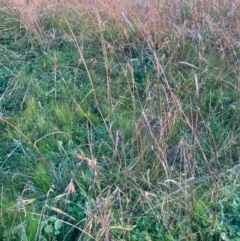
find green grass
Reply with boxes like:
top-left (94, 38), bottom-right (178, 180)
top-left (0, 0), bottom-right (240, 240)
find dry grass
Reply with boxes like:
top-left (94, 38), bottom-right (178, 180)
top-left (1, 0), bottom-right (240, 240)
top-left (1, 0), bottom-right (239, 51)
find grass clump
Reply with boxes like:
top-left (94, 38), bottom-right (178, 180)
top-left (0, 0), bottom-right (240, 240)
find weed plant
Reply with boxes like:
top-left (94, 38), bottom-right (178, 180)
top-left (0, 0), bottom-right (240, 240)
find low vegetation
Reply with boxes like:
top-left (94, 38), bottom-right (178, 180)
top-left (0, 0), bottom-right (240, 240)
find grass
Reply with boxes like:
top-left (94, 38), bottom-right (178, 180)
top-left (0, 0), bottom-right (240, 240)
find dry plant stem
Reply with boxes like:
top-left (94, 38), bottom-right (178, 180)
top-left (47, 205), bottom-right (76, 221)
top-left (149, 39), bottom-right (213, 183)
top-left (9, 0), bottom-right (44, 39)
top-left (157, 56), bottom-right (214, 178)
top-left (95, 11), bottom-right (112, 104)
top-left (63, 16), bottom-right (121, 161)
top-left (176, 101), bottom-right (213, 176)
top-left (53, 51), bottom-right (57, 102)
top-left (127, 62), bottom-right (137, 115)
top-left (142, 111), bottom-right (169, 178)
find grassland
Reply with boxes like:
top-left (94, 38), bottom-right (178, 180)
top-left (0, 0), bottom-right (240, 240)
